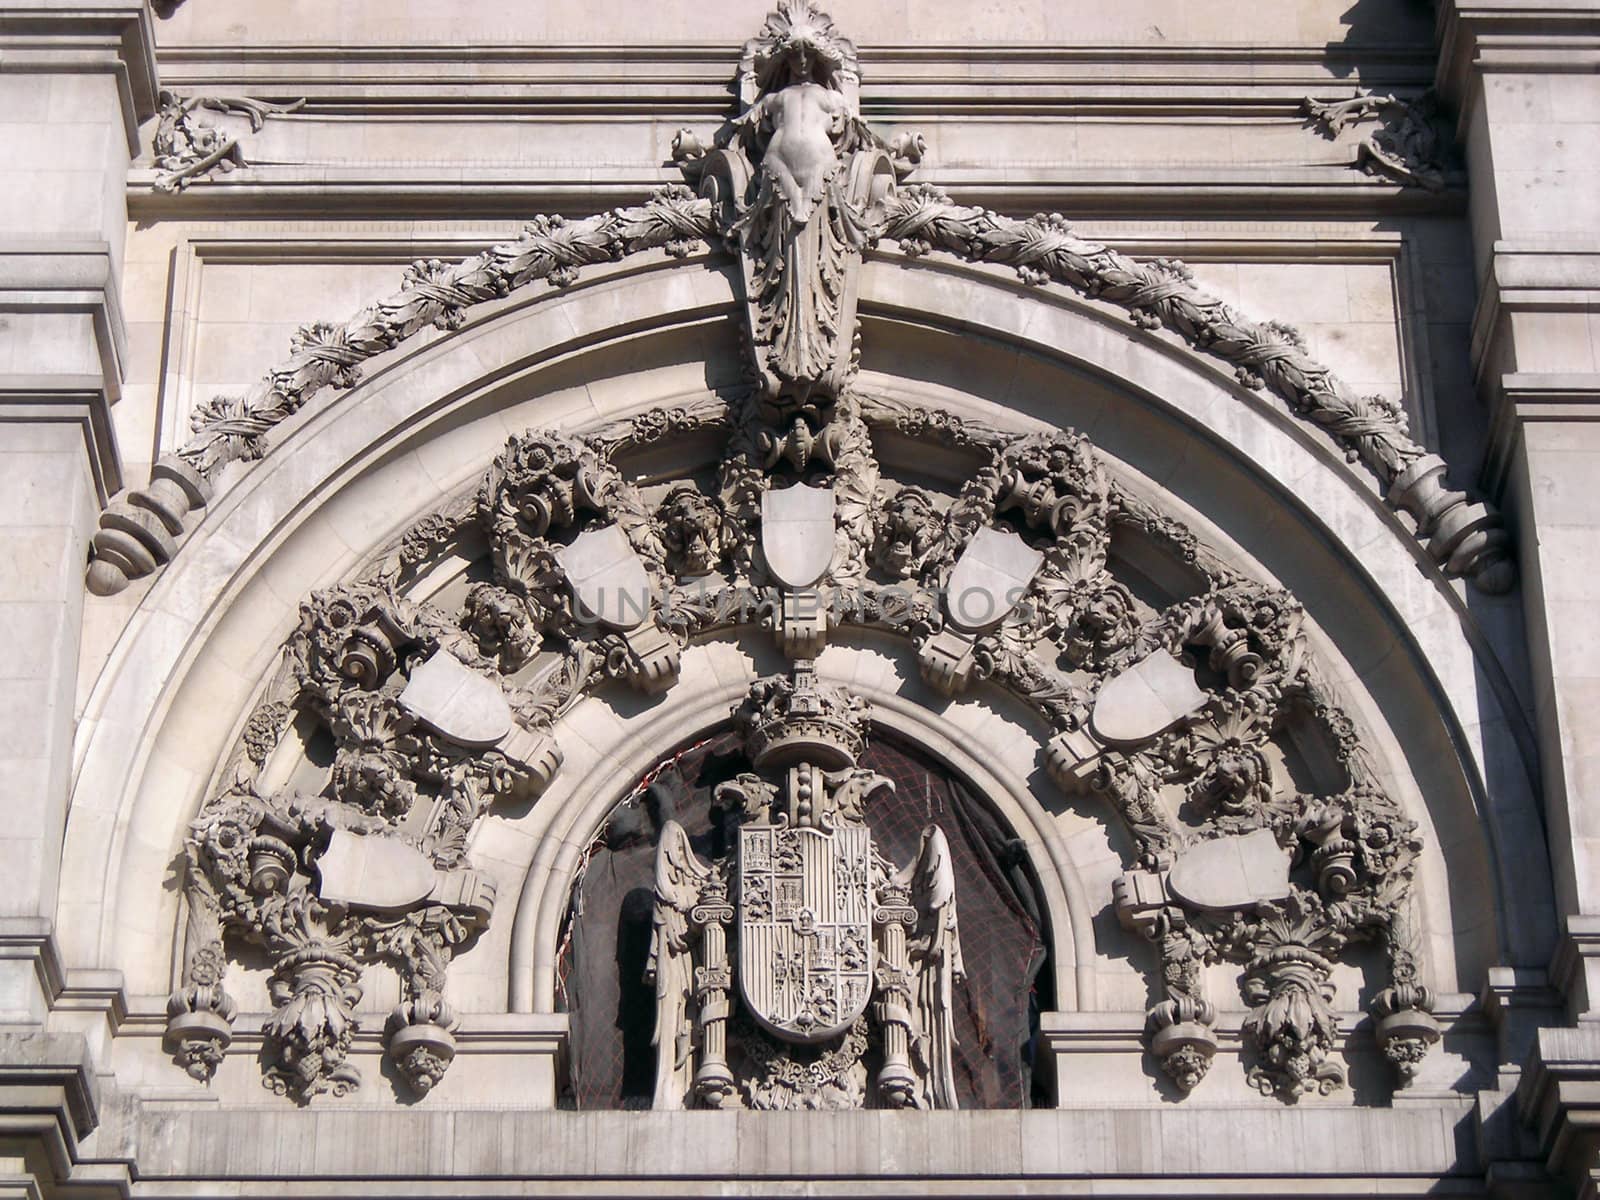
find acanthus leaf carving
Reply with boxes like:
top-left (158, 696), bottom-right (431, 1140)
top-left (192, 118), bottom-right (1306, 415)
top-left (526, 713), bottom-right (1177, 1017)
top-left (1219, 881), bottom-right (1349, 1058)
top-left (152, 90), bottom-right (306, 192)
top-left (1302, 90), bottom-right (1453, 192)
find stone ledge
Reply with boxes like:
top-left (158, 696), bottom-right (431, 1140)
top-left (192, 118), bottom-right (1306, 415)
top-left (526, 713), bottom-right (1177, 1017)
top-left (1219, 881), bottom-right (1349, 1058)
top-left (1483, 374), bottom-right (1600, 500)
top-left (0, 1029), bottom-right (100, 1143)
top-left (79, 1103), bottom-right (1477, 1188)
top-left (1436, 1), bottom-right (1600, 113)
top-left (1515, 1023), bottom-right (1600, 1196)
top-left (0, 241), bottom-right (129, 399)
top-left (0, 377), bottom-right (123, 503)
top-left (1470, 245), bottom-right (1600, 385)
top-left (123, 165), bottom-right (1464, 224)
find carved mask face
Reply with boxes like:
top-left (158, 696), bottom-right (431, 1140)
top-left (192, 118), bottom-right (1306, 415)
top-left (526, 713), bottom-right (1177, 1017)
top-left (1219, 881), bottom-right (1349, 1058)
top-left (661, 487), bottom-right (722, 576)
top-left (876, 490), bottom-right (937, 573)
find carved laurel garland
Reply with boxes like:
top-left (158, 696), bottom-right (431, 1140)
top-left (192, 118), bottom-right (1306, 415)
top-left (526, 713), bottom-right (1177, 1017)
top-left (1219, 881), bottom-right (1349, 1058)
top-left (88, 5), bottom-right (1509, 597)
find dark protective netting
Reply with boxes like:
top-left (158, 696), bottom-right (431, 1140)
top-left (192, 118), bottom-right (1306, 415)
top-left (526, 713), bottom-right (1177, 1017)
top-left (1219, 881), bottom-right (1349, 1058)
top-left (557, 730), bottom-right (1050, 1110)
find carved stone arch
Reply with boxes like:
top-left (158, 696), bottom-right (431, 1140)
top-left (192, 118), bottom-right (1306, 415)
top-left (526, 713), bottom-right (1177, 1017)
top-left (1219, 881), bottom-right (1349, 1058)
top-left (502, 653), bottom-right (1091, 1017)
top-left (59, 68), bottom-right (1548, 1107)
top-left (67, 265), bottom-right (1538, 1004)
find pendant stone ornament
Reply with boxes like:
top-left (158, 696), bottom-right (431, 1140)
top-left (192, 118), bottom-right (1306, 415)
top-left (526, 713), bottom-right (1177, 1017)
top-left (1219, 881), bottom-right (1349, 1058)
top-left (648, 663), bottom-right (964, 1109)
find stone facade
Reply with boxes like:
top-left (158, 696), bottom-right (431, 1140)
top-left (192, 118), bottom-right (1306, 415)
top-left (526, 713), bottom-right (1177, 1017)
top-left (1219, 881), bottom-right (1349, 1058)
top-left (4, 0), bottom-right (1600, 1196)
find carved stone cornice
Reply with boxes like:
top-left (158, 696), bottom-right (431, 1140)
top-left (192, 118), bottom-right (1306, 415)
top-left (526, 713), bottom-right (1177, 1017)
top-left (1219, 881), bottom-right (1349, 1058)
top-left (1435, 1), bottom-right (1600, 116)
top-left (0, 3), bottom-right (160, 152)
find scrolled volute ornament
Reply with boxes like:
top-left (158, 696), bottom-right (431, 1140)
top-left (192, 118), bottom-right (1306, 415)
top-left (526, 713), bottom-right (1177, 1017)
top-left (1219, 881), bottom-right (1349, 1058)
top-left (290, 583), bottom-right (414, 701)
top-left (478, 431), bottom-right (605, 542)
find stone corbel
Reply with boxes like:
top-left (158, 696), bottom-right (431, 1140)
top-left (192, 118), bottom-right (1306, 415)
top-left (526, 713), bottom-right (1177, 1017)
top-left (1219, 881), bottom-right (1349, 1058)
top-left (776, 589), bottom-right (829, 660)
top-left (1044, 723), bottom-right (1122, 794)
top-left (918, 626), bottom-right (978, 696)
top-left (163, 940), bottom-right (236, 1083)
top-left (1372, 983), bottom-right (1442, 1087)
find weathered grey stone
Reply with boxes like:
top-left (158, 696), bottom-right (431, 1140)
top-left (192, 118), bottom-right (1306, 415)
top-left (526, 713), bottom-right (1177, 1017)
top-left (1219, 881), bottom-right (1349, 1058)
top-left (315, 830), bottom-right (438, 911)
top-left (945, 526), bottom-right (1043, 634)
top-left (12, 0), bottom-right (1595, 1194)
top-left (1167, 828), bottom-right (1292, 911)
top-left (558, 523), bottom-right (654, 631)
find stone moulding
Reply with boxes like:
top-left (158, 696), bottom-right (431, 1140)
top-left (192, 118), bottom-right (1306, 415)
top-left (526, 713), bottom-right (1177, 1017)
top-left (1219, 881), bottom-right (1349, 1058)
top-left (85, 198), bottom-right (1512, 597)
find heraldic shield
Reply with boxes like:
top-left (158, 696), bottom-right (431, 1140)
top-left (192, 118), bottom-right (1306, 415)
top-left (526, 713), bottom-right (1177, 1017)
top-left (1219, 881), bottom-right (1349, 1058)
top-left (737, 822), bottom-right (873, 1042)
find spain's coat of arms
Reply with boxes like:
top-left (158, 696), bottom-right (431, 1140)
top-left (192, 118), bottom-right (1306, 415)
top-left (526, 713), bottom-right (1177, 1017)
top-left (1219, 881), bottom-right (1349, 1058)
top-left (737, 823), bottom-right (873, 1041)
top-left (646, 664), bottom-right (964, 1110)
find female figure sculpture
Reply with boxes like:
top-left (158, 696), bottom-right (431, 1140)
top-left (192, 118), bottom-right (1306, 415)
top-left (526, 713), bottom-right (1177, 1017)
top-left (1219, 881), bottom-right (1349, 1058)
top-left (726, 1), bottom-right (881, 406)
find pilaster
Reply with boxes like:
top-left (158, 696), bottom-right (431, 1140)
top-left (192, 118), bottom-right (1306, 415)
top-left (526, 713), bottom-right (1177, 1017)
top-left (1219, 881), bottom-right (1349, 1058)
top-left (1438, 3), bottom-right (1600, 994)
top-left (0, 3), bottom-right (154, 1023)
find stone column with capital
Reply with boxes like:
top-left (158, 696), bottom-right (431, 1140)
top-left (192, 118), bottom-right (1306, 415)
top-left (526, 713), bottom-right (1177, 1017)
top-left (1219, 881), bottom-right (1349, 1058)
top-left (0, 2), bottom-right (155, 1023)
top-left (1439, 2), bottom-right (1600, 1191)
